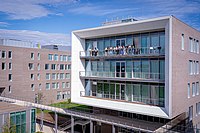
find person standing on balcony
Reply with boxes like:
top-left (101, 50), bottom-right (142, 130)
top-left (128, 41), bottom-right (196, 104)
top-left (105, 47), bottom-right (108, 56)
top-left (94, 47), bottom-right (98, 56)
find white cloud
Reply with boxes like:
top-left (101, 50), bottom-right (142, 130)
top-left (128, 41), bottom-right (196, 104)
top-left (68, 4), bottom-right (137, 16)
top-left (0, 22), bottom-right (9, 27)
top-left (0, 29), bottom-right (70, 45)
top-left (0, 0), bottom-right (78, 20)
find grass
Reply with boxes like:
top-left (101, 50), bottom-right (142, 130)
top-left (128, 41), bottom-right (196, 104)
top-left (36, 99), bottom-right (91, 114)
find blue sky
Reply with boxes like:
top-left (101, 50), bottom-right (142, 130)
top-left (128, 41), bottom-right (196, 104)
top-left (0, 0), bottom-right (200, 45)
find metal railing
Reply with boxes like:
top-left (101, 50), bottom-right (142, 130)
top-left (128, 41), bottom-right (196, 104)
top-left (79, 71), bottom-right (165, 81)
top-left (0, 95), bottom-right (157, 132)
top-left (80, 91), bottom-right (165, 107)
top-left (80, 47), bottom-right (164, 57)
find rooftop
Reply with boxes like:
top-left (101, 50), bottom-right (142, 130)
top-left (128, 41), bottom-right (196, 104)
top-left (0, 102), bottom-right (29, 114)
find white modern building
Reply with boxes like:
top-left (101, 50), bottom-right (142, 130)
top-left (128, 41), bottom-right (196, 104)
top-left (71, 16), bottom-right (200, 132)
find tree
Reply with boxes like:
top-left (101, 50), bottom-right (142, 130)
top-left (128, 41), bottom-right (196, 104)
top-left (35, 92), bottom-right (45, 104)
top-left (1, 118), bottom-right (16, 133)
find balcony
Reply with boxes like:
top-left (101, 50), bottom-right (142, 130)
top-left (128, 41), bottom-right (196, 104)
top-left (80, 47), bottom-right (165, 59)
top-left (80, 91), bottom-right (165, 107)
top-left (79, 71), bottom-right (165, 83)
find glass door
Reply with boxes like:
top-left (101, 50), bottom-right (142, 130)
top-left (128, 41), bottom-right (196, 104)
top-left (121, 62), bottom-right (125, 77)
top-left (116, 62), bottom-right (121, 77)
top-left (115, 84), bottom-right (120, 99)
top-left (121, 84), bottom-right (125, 100)
top-left (115, 62), bottom-right (126, 78)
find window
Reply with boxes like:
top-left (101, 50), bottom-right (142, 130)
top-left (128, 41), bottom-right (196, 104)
top-left (9, 62), bottom-right (12, 70)
top-left (188, 83), bottom-right (190, 98)
top-left (57, 73), bottom-right (60, 79)
top-left (189, 37), bottom-right (193, 52)
top-left (57, 92), bottom-right (61, 100)
top-left (197, 61), bottom-right (199, 74)
top-left (31, 84), bottom-right (34, 91)
top-left (57, 64), bottom-right (60, 70)
top-left (194, 39), bottom-right (196, 53)
top-left (65, 64), bottom-right (71, 70)
top-left (39, 84), bottom-right (41, 90)
top-left (56, 82), bottom-right (59, 89)
top-left (37, 63), bottom-right (40, 71)
top-left (52, 73), bottom-right (56, 80)
top-left (189, 60), bottom-right (193, 75)
top-left (46, 83), bottom-right (50, 90)
top-left (2, 62), bottom-right (6, 70)
top-left (62, 91), bottom-right (68, 99)
top-left (48, 54), bottom-right (53, 61)
top-left (66, 82), bottom-right (70, 88)
top-left (2, 51), bottom-right (6, 58)
top-left (45, 64), bottom-right (49, 70)
top-left (46, 73), bottom-right (50, 80)
top-left (181, 34), bottom-right (184, 50)
top-left (189, 106), bottom-right (193, 121)
top-left (38, 53), bottom-right (40, 60)
top-left (60, 73), bottom-right (64, 79)
top-left (9, 86), bottom-right (11, 93)
top-left (8, 51), bottom-right (12, 59)
top-left (37, 74), bottom-right (40, 80)
top-left (197, 102), bottom-right (200, 115)
top-left (60, 55), bottom-right (63, 61)
top-left (60, 64), bottom-right (64, 70)
top-left (68, 64), bottom-right (71, 70)
top-left (66, 73), bottom-right (70, 79)
top-left (192, 82), bottom-right (195, 97)
top-left (31, 74), bottom-right (34, 80)
top-left (52, 83), bottom-right (56, 89)
top-left (196, 82), bottom-right (199, 95)
top-left (62, 82), bottom-right (65, 88)
top-left (68, 56), bottom-right (71, 61)
top-left (51, 64), bottom-right (56, 70)
top-left (8, 74), bottom-right (12, 81)
top-left (31, 53), bottom-right (34, 60)
top-left (28, 63), bottom-right (34, 70)
top-left (54, 54), bottom-right (58, 61)
top-left (63, 55), bottom-right (67, 61)
top-left (197, 40), bottom-right (199, 54)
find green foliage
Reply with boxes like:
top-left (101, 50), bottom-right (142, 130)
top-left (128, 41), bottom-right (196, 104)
top-left (1, 118), bottom-right (16, 133)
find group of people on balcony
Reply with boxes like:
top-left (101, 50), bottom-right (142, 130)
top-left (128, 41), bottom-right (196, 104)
top-left (88, 45), bottom-right (162, 57)
top-left (104, 45), bottom-right (138, 56)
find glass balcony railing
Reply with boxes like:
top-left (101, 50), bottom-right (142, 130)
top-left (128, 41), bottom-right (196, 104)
top-left (79, 71), bottom-right (165, 81)
top-left (80, 47), bottom-right (164, 58)
top-left (80, 91), bottom-right (165, 107)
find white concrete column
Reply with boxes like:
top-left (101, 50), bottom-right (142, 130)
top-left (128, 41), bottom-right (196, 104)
top-left (90, 120), bottom-right (93, 133)
top-left (41, 109), bottom-right (44, 131)
top-left (71, 116), bottom-right (74, 133)
top-left (55, 112), bottom-right (58, 133)
top-left (112, 124), bottom-right (115, 133)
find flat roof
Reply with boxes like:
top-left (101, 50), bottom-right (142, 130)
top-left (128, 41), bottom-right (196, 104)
top-left (0, 102), bottom-right (29, 114)
top-left (72, 16), bottom-right (170, 39)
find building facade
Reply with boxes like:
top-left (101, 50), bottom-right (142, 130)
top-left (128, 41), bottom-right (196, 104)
top-left (0, 102), bottom-right (36, 133)
top-left (71, 16), bottom-right (200, 131)
top-left (0, 39), bottom-right (71, 104)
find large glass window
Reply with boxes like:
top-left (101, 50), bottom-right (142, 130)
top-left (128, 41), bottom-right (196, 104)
top-left (151, 32), bottom-right (159, 53)
top-left (159, 32), bottom-right (165, 53)
top-left (141, 33), bottom-right (150, 54)
top-left (133, 35), bottom-right (140, 48)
